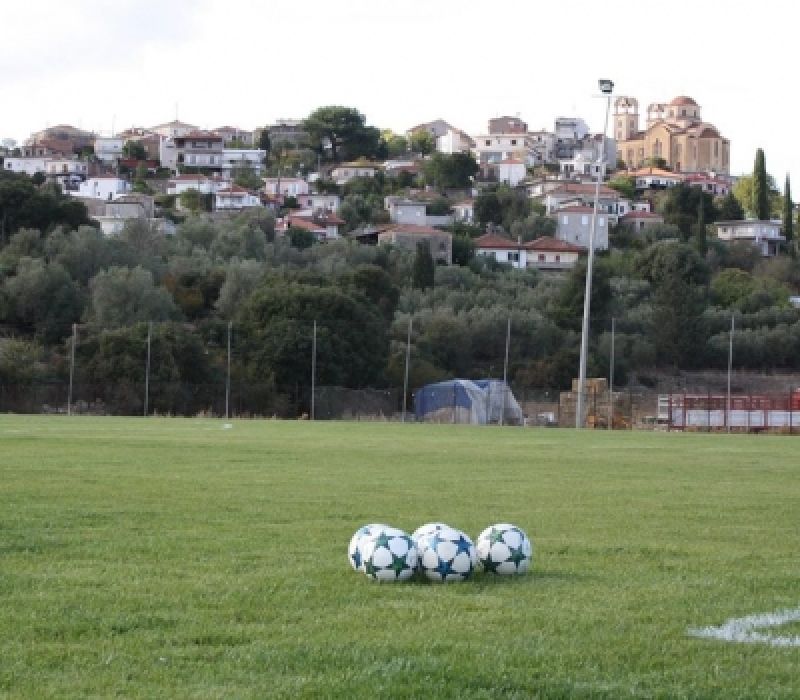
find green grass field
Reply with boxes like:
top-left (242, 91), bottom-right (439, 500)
top-left (1, 416), bottom-right (798, 698)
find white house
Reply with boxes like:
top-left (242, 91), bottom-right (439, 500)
top-left (555, 205), bottom-right (609, 251)
top-left (221, 148), bottom-right (267, 177)
top-left (437, 128), bottom-right (475, 154)
top-left (452, 199), bottom-right (475, 224)
top-left (544, 183), bottom-right (619, 216)
top-left (684, 172), bottom-right (731, 196)
top-left (473, 132), bottom-right (542, 166)
top-left (94, 137), bottom-right (125, 164)
top-left (388, 199), bottom-right (427, 225)
top-left (714, 220), bottom-right (784, 256)
top-left (263, 177), bottom-right (309, 197)
top-left (285, 212), bottom-right (345, 241)
top-left (214, 186), bottom-right (261, 210)
top-left (151, 120), bottom-right (199, 139)
top-left (330, 161), bottom-right (382, 185)
top-left (295, 193), bottom-right (340, 212)
top-left (167, 175), bottom-right (231, 196)
top-left (474, 233), bottom-right (584, 271)
top-left (3, 156), bottom-right (49, 176)
top-left (526, 236), bottom-right (584, 271)
top-left (77, 176), bottom-right (131, 200)
top-left (629, 167), bottom-right (683, 191)
top-left (474, 233), bottom-right (528, 269)
top-left (495, 159), bottom-right (527, 186)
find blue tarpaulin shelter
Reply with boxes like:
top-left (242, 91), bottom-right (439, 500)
top-left (414, 379), bottom-right (524, 425)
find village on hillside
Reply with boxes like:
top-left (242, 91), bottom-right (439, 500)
top-left (2, 94), bottom-right (792, 270)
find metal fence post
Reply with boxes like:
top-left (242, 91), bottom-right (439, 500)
top-left (67, 323), bottom-right (77, 416)
top-left (402, 317), bottom-right (412, 422)
top-left (311, 320), bottom-right (317, 420)
top-left (225, 320), bottom-right (232, 420)
top-left (144, 321), bottom-right (152, 417)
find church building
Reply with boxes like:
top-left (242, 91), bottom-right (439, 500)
top-left (614, 96), bottom-right (730, 174)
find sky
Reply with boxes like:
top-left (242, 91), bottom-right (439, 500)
top-left (0, 0), bottom-right (796, 182)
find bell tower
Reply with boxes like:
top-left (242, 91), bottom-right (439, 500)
top-left (613, 97), bottom-right (639, 142)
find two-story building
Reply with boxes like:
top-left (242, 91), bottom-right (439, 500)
top-left (263, 177), bottom-right (309, 197)
top-left (94, 137), bottom-right (125, 164)
top-left (474, 233), bottom-right (584, 271)
top-left (214, 186), bottom-right (262, 210)
top-left (555, 206), bottom-right (609, 251)
top-left (330, 161), bottom-right (382, 185)
top-left (173, 131), bottom-right (224, 172)
top-left (77, 176), bottom-right (131, 200)
top-left (221, 148), bottom-right (267, 177)
top-left (714, 220), bottom-right (784, 256)
top-left (377, 224), bottom-right (452, 264)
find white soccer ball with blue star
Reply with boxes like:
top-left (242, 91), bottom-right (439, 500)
top-left (417, 525), bottom-right (477, 582)
top-left (361, 527), bottom-right (418, 582)
top-left (411, 522), bottom-right (451, 544)
top-left (348, 523), bottom-right (389, 572)
top-left (475, 523), bottom-right (532, 575)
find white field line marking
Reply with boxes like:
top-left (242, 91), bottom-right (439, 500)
top-left (688, 608), bottom-right (800, 647)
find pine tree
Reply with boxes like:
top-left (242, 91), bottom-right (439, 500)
top-left (783, 174), bottom-right (793, 245)
top-left (752, 148), bottom-right (770, 220)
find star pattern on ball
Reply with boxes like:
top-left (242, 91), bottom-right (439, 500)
top-left (455, 535), bottom-right (473, 556)
top-left (508, 545), bottom-right (526, 567)
top-left (351, 549), bottom-right (362, 569)
top-left (373, 533), bottom-right (391, 549)
top-left (390, 553), bottom-right (410, 577)
top-left (489, 528), bottom-right (505, 545)
top-left (435, 558), bottom-right (454, 578)
top-left (364, 559), bottom-right (377, 577)
top-left (482, 554), bottom-right (500, 573)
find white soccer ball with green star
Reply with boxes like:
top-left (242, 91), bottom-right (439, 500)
top-left (361, 527), bottom-right (418, 582)
top-left (417, 526), bottom-right (477, 582)
top-left (411, 522), bottom-right (451, 543)
top-left (476, 523), bottom-right (532, 575)
top-left (347, 523), bottom-right (389, 572)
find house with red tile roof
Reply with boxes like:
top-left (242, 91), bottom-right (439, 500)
top-left (619, 210), bottom-right (665, 232)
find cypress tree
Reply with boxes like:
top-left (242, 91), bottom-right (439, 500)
top-left (783, 174), bottom-right (793, 244)
top-left (412, 240), bottom-right (435, 290)
top-left (752, 148), bottom-right (770, 220)
top-left (694, 196), bottom-right (707, 255)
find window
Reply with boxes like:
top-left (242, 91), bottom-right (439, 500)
top-left (581, 215), bottom-right (589, 226)
top-left (562, 215), bottom-right (568, 225)
top-left (599, 217), bottom-right (605, 227)
top-left (509, 251), bottom-right (519, 262)
top-left (485, 140), bottom-right (491, 146)
top-left (538, 254), bottom-right (545, 262)
top-left (555, 255), bottom-right (561, 262)
top-left (511, 139), bottom-right (517, 146)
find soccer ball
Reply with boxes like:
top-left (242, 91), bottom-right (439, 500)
top-left (417, 526), bottom-right (477, 582)
top-left (348, 523), bottom-right (389, 572)
top-left (361, 527), bottom-right (418, 582)
top-left (411, 522), bottom-right (451, 543)
top-left (475, 523), bottom-right (532, 575)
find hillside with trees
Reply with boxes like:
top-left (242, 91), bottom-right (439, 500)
top-left (2, 151), bottom-right (800, 416)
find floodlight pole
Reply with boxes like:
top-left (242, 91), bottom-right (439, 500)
top-left (310, 320), bottom-right (317, 420)
top-left (225, 320), bottom-right (232, 420)
top-left (402, 316), bottom-right (413, 423)
top-left (608, 317), bottom-right (615, 430)
top-left (726, 313), bottom-right (734, 433)
top-left (576, 80), bottom-right (613, 429)
top-left (67, 323), bottom-right (77, 416)
top-left (144, 321), bottom-right (152, 417)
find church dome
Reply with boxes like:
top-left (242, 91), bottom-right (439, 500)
top-left (669, 96), bottom-right (698, 107)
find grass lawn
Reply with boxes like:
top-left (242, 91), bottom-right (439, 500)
top-left (1, 416), bottom-right (798, 698)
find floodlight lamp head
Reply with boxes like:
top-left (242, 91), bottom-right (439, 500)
top-left (598, 79), bottom-right (614, 95)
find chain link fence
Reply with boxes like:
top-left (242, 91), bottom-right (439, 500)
top-left (2, 319), bottom-right (799, 431)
